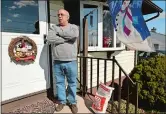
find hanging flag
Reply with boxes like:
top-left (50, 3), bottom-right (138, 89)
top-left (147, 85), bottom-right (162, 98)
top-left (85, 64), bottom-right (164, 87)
top-left (108, 0), bottom-right (155, 52)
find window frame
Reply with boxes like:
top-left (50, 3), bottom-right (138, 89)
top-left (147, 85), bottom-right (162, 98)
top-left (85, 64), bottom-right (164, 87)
top-left (80, 1), bottom-right (125, 51)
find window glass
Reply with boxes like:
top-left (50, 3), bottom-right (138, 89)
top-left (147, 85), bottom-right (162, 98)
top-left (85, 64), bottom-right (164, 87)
top-left (83, 4), bottom-right (98, 47)
top-left (154, 44), bottom-right (159, 50)
top-left (1, 0), bottom-right (39, 34)
top-left (103, 6), bottom-right (114, 48)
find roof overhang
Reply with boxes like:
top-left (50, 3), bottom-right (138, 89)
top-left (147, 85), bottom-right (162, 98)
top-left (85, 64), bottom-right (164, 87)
top-left (142, 0), bottom-right (163, 15)
top-left (98, 0), bottom-right (163, 15)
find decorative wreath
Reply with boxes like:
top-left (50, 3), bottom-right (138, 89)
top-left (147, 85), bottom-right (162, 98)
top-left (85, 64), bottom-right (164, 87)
top-left (8, 36), bottom-right (37, 63)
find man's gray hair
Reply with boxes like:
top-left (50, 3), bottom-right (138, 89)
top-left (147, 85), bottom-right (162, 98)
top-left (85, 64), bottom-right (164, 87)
top-left (58, 9), bottom-right (70, 19)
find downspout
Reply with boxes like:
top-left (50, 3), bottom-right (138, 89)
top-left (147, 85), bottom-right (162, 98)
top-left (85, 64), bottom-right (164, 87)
top-left (145, 11), bottom-right (160, 22)
top-left (46, 0), bottom-right (50, 27)
top-left (46, 0), bottom-right (54, 98)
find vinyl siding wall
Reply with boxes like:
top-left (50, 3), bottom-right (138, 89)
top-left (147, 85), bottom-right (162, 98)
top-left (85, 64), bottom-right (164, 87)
top-left (49, 1), bottom-right (64, 25)
top-left (78, 50), bottom-right (135, 88)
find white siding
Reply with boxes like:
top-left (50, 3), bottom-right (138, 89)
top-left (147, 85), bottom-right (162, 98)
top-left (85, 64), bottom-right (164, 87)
top-left (150, 32), bottom-right (166, 51)
top-left (77, 50), bottom-right (135, 88)
top-left (49, 1), bottom-right (64, 25)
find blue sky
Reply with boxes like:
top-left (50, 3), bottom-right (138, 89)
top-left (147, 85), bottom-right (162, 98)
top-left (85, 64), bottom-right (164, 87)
top-left (2, 0), bottom-right (38, 34)
top-left (144, 1), bottom-right (166, 35)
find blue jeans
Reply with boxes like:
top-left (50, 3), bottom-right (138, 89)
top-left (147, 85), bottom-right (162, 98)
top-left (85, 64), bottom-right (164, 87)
top-left (53, 60), bottom-right (77, 104)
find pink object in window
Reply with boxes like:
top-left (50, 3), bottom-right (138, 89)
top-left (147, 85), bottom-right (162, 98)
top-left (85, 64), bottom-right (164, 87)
top-left (103, 37), bottom-right (111, 47)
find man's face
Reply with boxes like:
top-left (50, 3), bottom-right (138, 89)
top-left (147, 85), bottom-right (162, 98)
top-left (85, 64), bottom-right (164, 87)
top-left (57, 10), bottom-right (69, 25)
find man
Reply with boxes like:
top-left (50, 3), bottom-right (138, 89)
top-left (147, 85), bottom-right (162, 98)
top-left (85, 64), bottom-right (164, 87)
top-left (47, 9), bottom-right (79, 114)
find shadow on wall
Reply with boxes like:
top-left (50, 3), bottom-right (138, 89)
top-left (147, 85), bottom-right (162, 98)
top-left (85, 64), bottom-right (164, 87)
top-left (39, 44), bottom-right (56, 101)
top-left (64, 0), bottom-right (80, 26)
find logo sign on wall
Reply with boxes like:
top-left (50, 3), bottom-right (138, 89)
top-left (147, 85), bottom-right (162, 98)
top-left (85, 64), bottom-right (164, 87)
top-left (8, 36), bottom-right (37, 64)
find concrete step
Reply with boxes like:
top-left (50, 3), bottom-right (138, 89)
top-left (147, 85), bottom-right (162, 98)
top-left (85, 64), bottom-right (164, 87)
top-left (54, 95), bottom-right (92, 113)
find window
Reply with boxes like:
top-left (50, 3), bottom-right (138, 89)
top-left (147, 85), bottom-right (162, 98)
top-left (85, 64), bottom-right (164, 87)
top-left (1, 0), bottom-right (39, 34)
top-left (80, 1), bottom-right (125, 51)
top-left (154, 44), bottom-right (159, 50)
top-left (83, 4), bottom-right (98, 47)
top-left (103, 6), bottom-right (114, 48)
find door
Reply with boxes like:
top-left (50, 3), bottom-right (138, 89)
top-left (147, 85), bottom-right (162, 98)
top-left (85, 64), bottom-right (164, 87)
top-left (1, 0), bottom-right (49, 101)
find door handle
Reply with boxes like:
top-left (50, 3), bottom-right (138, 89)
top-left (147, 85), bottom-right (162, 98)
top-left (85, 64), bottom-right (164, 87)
top-left (43, 34), bottom-right (47, 44)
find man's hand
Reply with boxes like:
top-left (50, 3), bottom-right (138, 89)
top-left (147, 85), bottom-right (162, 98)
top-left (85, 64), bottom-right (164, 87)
top-left (54, 24), bottom-right (79, 40)
top-left (47, 25), bottom-right (66, 45)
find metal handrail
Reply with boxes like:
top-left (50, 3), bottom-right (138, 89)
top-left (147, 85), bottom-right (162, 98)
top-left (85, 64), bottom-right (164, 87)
top-left (77, 56), bottom-right (113, 61)
top-left (77, 56), bottom-right (136, 85)
top-left (77, 55), bottom-right (138, 114)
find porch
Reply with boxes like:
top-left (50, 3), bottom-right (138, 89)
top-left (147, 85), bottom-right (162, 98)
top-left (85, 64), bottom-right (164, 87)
top-left (1, 0), bottom-right (163, 113)
top-left (2, 56), bottom-right (138, 114)
top-left (2, 92), bottom-right (92, 113)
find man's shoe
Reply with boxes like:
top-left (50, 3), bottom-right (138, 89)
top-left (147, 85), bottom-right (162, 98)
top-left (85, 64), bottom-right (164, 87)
top-left (55, 103), bottom-right (65, 112)
top-left (69, 104), bottom-right (78, 114)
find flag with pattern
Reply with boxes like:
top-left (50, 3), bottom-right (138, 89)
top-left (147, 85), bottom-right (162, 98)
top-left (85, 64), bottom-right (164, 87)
top-left (108, 0), bottom-right (155, 52)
